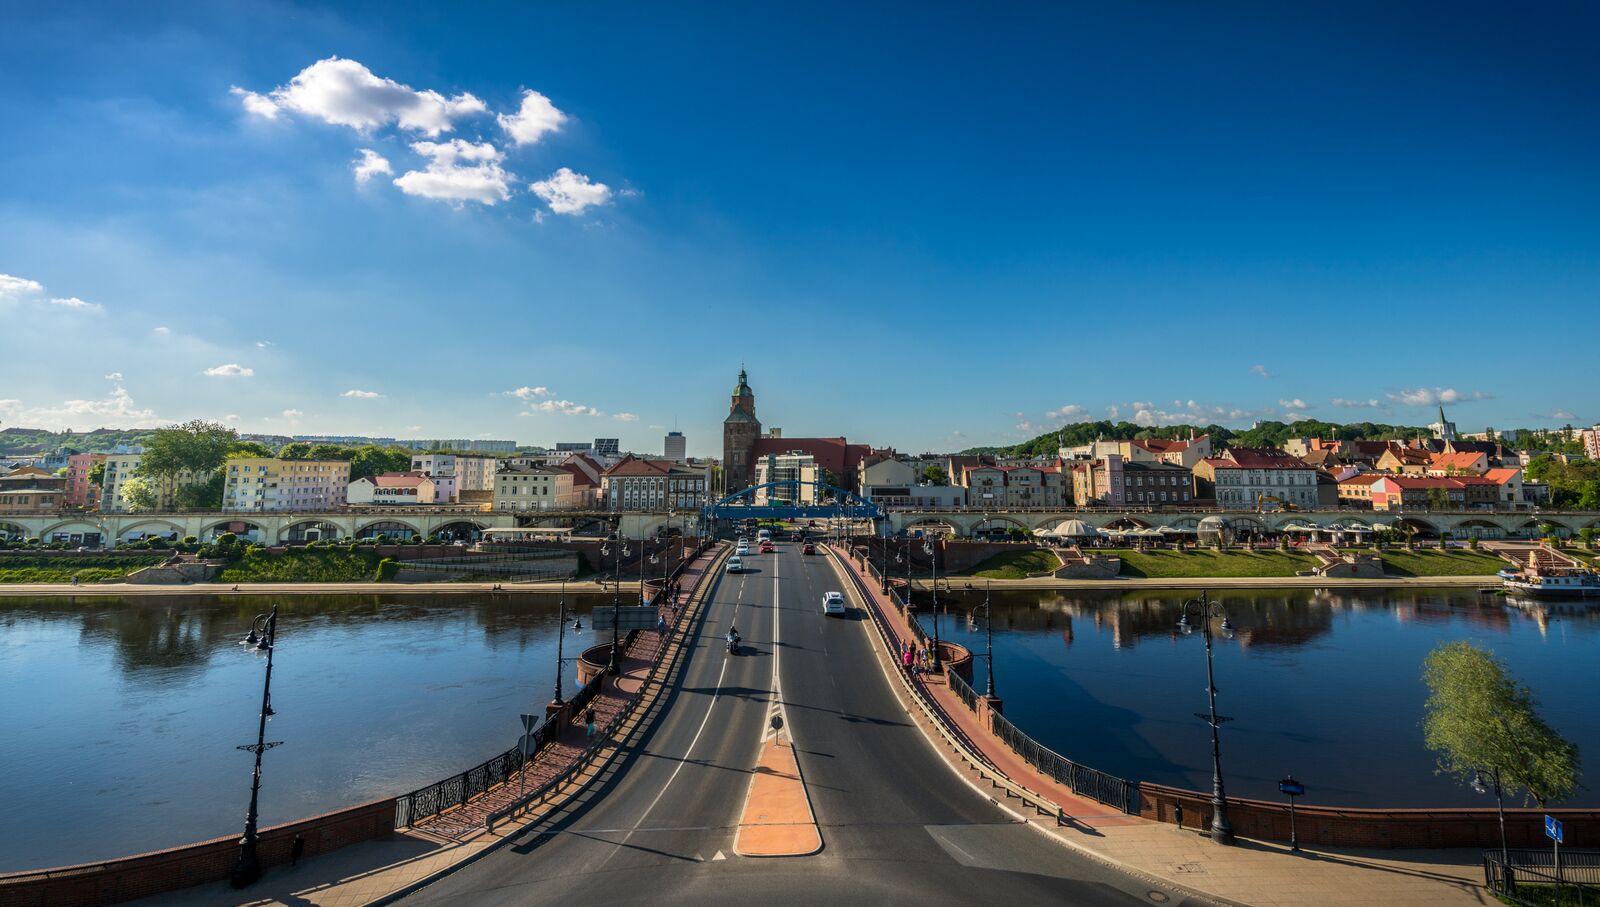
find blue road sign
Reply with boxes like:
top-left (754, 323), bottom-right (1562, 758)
top-left (1278, 777), bottom-right (1306, 797)
top-left (1545, 815), bottom-right (1563, 843)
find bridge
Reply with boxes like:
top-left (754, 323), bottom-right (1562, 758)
top-left (886, 507), bottom-right (1600, 539)
top-left (702, 480), bottom-right (885, 524)
top-left (3, 506), bottom-right (1595, 548)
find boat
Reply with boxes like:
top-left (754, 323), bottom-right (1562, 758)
top-left (1501, 566), bottom-right (1600, 598)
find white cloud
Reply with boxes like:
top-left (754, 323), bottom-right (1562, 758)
top-left (0, 273), bottom-right (45, 298)
top-left (49, 296), bottom-right (103, 312)
top-left (255, 340), bottom-right (272, 348)
top-left (0, 378), bottom-right (163, 431)
top-left (1386, 387), bottom-right (1492, 407)
top-left (497, 89), bottom-right (567, 146)
top-left (203, 363), bottom-right (255, 377)
top-left (612, 412), bottom-right (639, 422)
top-left (503, 385), bottom-right (551, 400)
top-left (341, 389), bottom-right (382, 399)
top-left (1105, 405), bottom-right (1119, 419)
top-left (152, 325), bottom-right (171, 335)
top-left (104, 372), bottom-right (123, 382)
top-left (352, 148), bottom-right (393, 185)
top-left (537, 399), bottom-right (601, 416)
top-left (1331, 397), bottom-right (1382, 409)
top-left (1285, 413), bottom-right (1310, 423)
top-left (1551, 409), bottom-right (1578, 421)
top-left (282, 408), bottom-right (304, 420)
top-left (1046, 404), bottom-right (1087, 421)
top-left (1250, 364), bottom-right (1271, 378)
top-left (224, 414), bottom-right (240, 422)
top-left (1279, 398), bottom-right (1311, 411)
top-left (1124, 399), bottom-right (1266, 427)
top-left (235, 57), bottom-right (486, 136)
top-left (393, 140), bottom-right (513, 205)
top-left (530, 167), bottom-right (611, 214)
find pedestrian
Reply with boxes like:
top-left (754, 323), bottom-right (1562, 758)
top-left (290, 833), bottom-right (305, 866)
top-left (902, 645), bottom-right (914, 675)
top-left (657, 614), bottom-right (667, 634)
top-left (585, 707), bottom-right (597, 739)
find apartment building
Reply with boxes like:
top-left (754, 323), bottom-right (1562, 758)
top-left (222, 458), bottom-right (350, 512)
top-left (410, 453), bottom-right (499, 501)
top-left (601, 455), bottom-right (710, 511)
top-left (65, 453), bottom-right (106, 509)
top-left (493, 465), bottom-right (577, 511)
top-left (99, 454), bottom-right (208, 512)
top-left (347, 472), bottom-right (438, 505)
top-left (1193, 448), bottom-right (1318, 510)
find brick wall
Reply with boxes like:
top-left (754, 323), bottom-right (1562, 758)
top-left (0, 799), bottom-right (395, 907)
top-left (1140, 783), bottom-right (1599, 849)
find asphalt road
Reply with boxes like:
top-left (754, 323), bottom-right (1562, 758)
top-left (401, 541), bottom-right (1188, 907)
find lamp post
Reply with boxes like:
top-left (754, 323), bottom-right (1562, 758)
top-left (980, 580), bottom-right (996, 698)
top-left (1471, 767), bottom-right (1512, 891)
top-left (923, 536), bottom-right (941, 671)
top-left (879, 533), bottom-right (891, 594)
top-left (552, 581), bottom-right (582, 706)
top-left (231, 606), bottom-right (282, 888)
top-left (1177, 592), bottom-right (1236, 846)
top-left (602, 530), bottom-right (630, 676)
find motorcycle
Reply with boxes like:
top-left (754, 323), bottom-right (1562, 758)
top-left (726, 635), bottom-right (740, 655)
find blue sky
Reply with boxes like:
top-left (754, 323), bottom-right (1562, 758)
top-left (1, 1), bottom-right (1596, 456)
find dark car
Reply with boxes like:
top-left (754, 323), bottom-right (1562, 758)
top-left (802, 542), bottom-right (816, 555)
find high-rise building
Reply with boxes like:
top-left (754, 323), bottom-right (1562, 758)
top-left (593, 438), bottom-right (620, 458)
top-left (664, 431), bottom-right (687, 463)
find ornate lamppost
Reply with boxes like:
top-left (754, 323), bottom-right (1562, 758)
top-left (231, 606), bottom-right (282, 888)
top-left (552, 580), bottom-right (582, 706)
top-left (1177, 592), bottom-right (1236, 846)
top-left (923, 536), bottom-right (942, 671)
top-left (602, 530), bottom-right (630, 676)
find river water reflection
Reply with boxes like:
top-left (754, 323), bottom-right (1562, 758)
top-left (0, 592), bottom-right (607, 872)
top-left (932, 587), bottom-right (1600, 810)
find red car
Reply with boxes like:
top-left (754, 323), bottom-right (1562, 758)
top-left (802, 542), bottom-right (816, 555)
top-left (759, 541), bottom-right (775, 553)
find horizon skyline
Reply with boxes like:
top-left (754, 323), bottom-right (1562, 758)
top-left (2, 2), bottom-right (1596, 455)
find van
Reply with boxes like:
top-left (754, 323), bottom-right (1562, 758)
top-left (757, 528), bottom-right (771, 543)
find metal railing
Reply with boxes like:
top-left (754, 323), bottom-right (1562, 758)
top-left (1485, 849), bottom-right (1600, 905)
top-left (947, 665), bottom-right (979, 711)
top-left (988, 708), bottom-right (1139, 814)
top-left (397, 536), bottom-right (719, 830)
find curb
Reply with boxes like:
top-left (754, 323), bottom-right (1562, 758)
top-left (363, 544), bottom-right (731, 906)
top-left (823, 545), bottom-right (1243, 907)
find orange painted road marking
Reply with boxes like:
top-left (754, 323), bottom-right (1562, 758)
top-left (733, 736), bottom-right (822, 857)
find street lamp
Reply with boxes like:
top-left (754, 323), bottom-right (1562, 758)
top-left (1472, 768), bottom-right (1512, 891)
top-left (923, 536), bottom-right (942, 671)
top-left (970, 580), bottom-right (997, 698)
top-left (231, 606), bottom-right (283, 888)
top-left (601, 531), bottom-right (630, 676)
top-left (1176, 592), bottom-right (1236, 846)
top-left (552, 581), bottom-right (582, 706)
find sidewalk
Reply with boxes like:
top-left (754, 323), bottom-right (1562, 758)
top-left (909, 574), bottom-right (1497, 591)
top-left (1, 579), bottom-right (630, 596)
top-left (132, 544), bottom-right (726, 907)
top-left (831, 547), bottom-right (1493, 907)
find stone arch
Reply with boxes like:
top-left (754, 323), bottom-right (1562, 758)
top-left (1167, 517), bottom-right (1203, 531)
top-left (118, 519), bottom-right (188, 542)
top-left (203, 519), bottom-right (265, 542)
top-left (904, 517), bottom-right (957, 538)
top-left (970, 514), bottom-right (1031, 539)
top-left (38, 520), bottom-right (109, 546)
top-left (1454, 518), bottom-right (1505, 540)
top-left (0, 520), bottom-right (26, 540)
top-left (279, 520), bottom-right (343, 544)
top-left (431, 520), bottom-right (486, 542)
top-left (1393, 517), bottom-right (1439, 538)
top-left (356, 519), bottom-right (421, 540)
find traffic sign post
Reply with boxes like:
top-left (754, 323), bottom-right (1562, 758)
top-left (519, 713), bottom-right (539, 797)
top-left (1546, 815), bottom-right (1564, 883)
top-left (1278, 775), bottom-right (1306, 852)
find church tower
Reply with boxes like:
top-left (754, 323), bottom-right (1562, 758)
top-left (722, 368), bottom-right (761, 493)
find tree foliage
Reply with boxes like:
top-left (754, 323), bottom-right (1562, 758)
top-left (1421, 641), bottom-right (1581, 807)
top-left (140, 420), bottom-right (239, 478)
top-left (1525, 454), bottom-right (1600, 510)
top-left (119, 476), bottom-right (159, 512)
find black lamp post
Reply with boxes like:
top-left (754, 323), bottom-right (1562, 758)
top-left (923, 536), bottom-right (941, 671)
top-left (978, 580), bottom-right (997, 697)
top-left (1472, 767), bottom-right (1512, 891)
top-left (1177, 592), bottom-right (1236, 846)
top-left (879, 534), bottom-right (890, 594)
top-left (231, 606), bottom-right (282, 888)
top-left (603, 530), bottom-right (630, 676)
top-left (553, 581), bottom-right (582, 705)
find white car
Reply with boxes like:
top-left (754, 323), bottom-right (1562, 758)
top-left (735, 539), bottom-right (749, 555)
top-left (726, 556), bottom-right (744, 574)
top-left (822, 591), bottom-right (847, 617)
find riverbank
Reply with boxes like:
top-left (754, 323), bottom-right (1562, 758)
top-left (0, 579), bottom-right (635, 597)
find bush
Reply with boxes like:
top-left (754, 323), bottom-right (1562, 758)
top-left (375, 557), bottom-right (400, 581)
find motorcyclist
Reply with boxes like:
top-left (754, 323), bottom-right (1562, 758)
top-left (726, 625), bottom-right (740, 651)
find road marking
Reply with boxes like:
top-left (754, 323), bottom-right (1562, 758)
top-left (712, 850), bottom-right (727, 861)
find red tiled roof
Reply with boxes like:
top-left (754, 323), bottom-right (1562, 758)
top-left (750, 437), bottom-right (883, 476)
top-left (1216, 448), bottom-right (1312, 470)
top-left (1484, 467), bottom-right (1522, 484)
top-left (367, 471), bottom-right (430, 488)
top-left (1427, 451), bottom-right (1485, 470)
top-left (1338, 474), bottom-right (1386, 487)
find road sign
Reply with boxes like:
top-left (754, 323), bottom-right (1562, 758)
top-left (520, 713), bottom-right (539, 733)
top-left (591, 606), bottom-right (659, 633)
top-left (1278, 777), bottom-right (1306, 798)
top-left (1546, 815), bottom-right (1563, 844)
top-left (770, 715), bottom-right (784, 732)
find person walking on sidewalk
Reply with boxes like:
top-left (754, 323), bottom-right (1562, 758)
top-left (585, 708), bottom-right (597, 740)
top-left (902, 645), bottom-right (914, 675)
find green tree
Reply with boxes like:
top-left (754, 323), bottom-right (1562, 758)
top-left (139, 420), bottom-right (238, 508)
top-left (229, 440), bottom-right (274, 458)
top-left (278, 441), bottom-right (312, 459)
top-left (1422, 641), bottom-right (1581, 807)
top-left (349, 445), bottom-right (413, 481)
top-left (306, 443), bottom-right (348, 460)
top-left (920, 464), bottom-right (948, 486)
top-left (120, 476), bottom-right (159, 512)
top-left (86, 461), bottom-right (106, 487)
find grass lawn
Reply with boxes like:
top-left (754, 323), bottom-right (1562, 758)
top-left (1114, 548), bottom-right (1321, 578)
top-left (960, 548), bottom-right (1062, 579)
top-left (217, 548), bottom-right (387, 583)
top-left (0, 553), bottom-right (167, 584)
top-left (1372, 549), bottom-right (1509, 577)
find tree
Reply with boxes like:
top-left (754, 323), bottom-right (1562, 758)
top-left (139, 420), bottom-right (238, 508)
top-left (348, 445), bottom-right (412, 481)
top-left (87, 461), bottom-right (106, 487)
top-left (1422, 641), bottom-right (1580, 807)
top-left (229, 440), bottom-right (274, 458)
top-left (920, 464), bottom-right (948, 486)
top-left (120, 476), bottom-right (159, 512)
top-left (278, 441), bottom-right (313, 459)
top-left (306, 443), bottom-right (347, 460)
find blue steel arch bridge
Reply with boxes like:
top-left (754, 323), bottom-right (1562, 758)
top-left (703, 480), bottom-right (886, 525)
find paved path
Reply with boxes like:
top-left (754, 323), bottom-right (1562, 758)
top-left (833, 548), bottom-right (1493, 906)
top-left (911, 574), bottom-right (1498, 591)
top-left (0, 580), bottom-right (631, 596)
